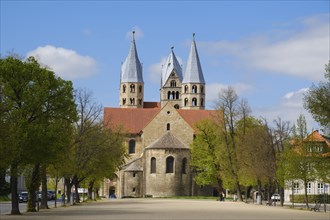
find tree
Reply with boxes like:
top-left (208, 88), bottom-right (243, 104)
top-left (63, 89), bottom-right (126, 204)
top-left (214, 86), bottom-right (250, 201)
top-left (272, 117), bottom-right (292, 206)
top-left (279, 115), bottom-right (317, 209)
top-left (190, 119), bottom-right (224, 194)
top-left (0, 55), bottom-right (77, 214)
top-left (236, 117), bottom-right (276, 204)
top-left (304, 61), bottom-right (330, 134)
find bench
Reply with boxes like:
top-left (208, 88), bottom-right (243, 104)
top-left (310, 203), bottom-right (321, 212)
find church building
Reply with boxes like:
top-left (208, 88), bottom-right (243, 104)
top-left (104, 32), bottom-right (217, 198)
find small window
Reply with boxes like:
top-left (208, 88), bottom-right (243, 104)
top-left (167, 123), bottom-right (170, 131)
top-left (130, 84), bottom-right (135, 93)
top-left (307, 182), bottom-right (312, 194)
top-left (129, 139), bottom-right (136, 154)
top-left (184, 98), bottom-right (188, 107)
top-left (139, 99), bottom-right (142, 105)
top-left (170, 80), bottom-right (176, 87)
top-left (201, 98), bottom-right (204, 107)
top-left (201, 86), bottom-right (204, 94)
top-left (151, 157), bottom-right (156, 173)
top-left (182, 158), bottom-right (187, 174)
top-left (132, 187), bottom-right (136, 192)
top-left (130, 98), bottom-right (135, 105)
top-left (133, 172), bottom-right (136, 177)
top-left (176, 91), bottom-right (179, 99)
top-left (123, 85), bottom-right (126, 93)
top-left (192, 85), bottom-right (197, 93)
top-left (139, 85), bottom-right (142, 93)
top-left (192, 98), bottom-right (197, 106)
top-left (166, 156), bottom-right (174, 173)
top-left (122, 98), bottom-right (126, 105)
top-left (167, 91), bottom-right (171, 99)
top-left (174, 104), bottom-right (179, 109)
top-left (184, 85), bottom-right (188, 93)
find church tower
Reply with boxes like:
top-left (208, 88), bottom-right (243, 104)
top-left (120, 31), bottom-right (144, 108)
top-left (181, 34), bottom-right (205, 110)
top-left (160, 47), bottom-right (183, 109)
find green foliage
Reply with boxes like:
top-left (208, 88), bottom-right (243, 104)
top-left (304, 61), bottom-right (330, 133)
top-left (289, 194), bottom-right (330, 204)
top-left (190, 119), bottom-right (222, 188)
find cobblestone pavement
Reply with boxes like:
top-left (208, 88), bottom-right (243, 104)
top-left (0, 198), bottom-right (329, 220)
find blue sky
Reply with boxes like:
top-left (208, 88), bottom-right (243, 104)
top-left (1, 0), bottom-right (329, 131)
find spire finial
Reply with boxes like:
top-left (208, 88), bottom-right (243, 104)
top-left (171, 46), bottom-right (174, 51)
top-left (132, 31), bottom-right (135, 41)
top-left (193, 33), bottom-right (195, 39)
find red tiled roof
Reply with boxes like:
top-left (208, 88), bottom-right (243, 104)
top-left (177, 109), bottom-right (219, 131)
top-left (104, 107), bottom-right (160, 134)
top-left (305, 130), bottom-right (330, 146)
top-left (143, 102), bottom-right (161, 108)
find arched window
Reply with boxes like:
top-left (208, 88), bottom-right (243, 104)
top-left (130, 98), bottom-right (135, 105)
top-left (201, 86), bottom-right (204, 94)
top-left (122, 98), bottom-right (126, 105)
top-left (130, 84), bottom-right (135, 93)
top-left (123, 85), bottom-right (126, 93)
top-left (139, 85), bottom-right (142, 93)
top-left (166, 156), bottom-right (174, 173)
top-left (192, 97), bottom-right (197, 106)
top-left (151, 157), bottom-right (156, 173)
top-left (171, 91), bottom-right (175, 100)
top-left (175, 91), bottom-right (179, 99)
top-left (192, 85), bottom-right (197, 93)
top-left (184, 98), bottom-right (188, 107)
top-left (167, 123), bottom-right (170, 131)
top-left (129, 139), bottom-right (135, 154)
top-left (139, 99), bottom-right (142, 105)
top-left (167, 91), bottom-right (171, 99)
top-left (201, 98), bottom-right (204, 106)
top-left (170, 80), bottom-right (176, 87)
top-left (182, 158), bottom-right (187, 174)
top-left (184, 85), bottom-right (188, 93)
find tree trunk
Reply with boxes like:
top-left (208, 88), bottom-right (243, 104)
top-left (236, 182), bottom-right (243, 201)
top-left (257, 179), bottom-right (262, 205)
top-left (65, 177), bottom-right (71, 205)
top-left (279, 185), bottom-right (284, 207)
top-left (304, 181), bottom-right (309, 209)
top-left (10, 163), bottom-right (20, 215)
top-left (73, 177), bottom-right (80, 204)
top-left (88, 180), bottom-right (94, 200)
top-left (54, 176), bottom-right (58, 208)
top-left (27, 164), bottom-right (40, 212)
top-left (39, 164), bottom-right (48, 209)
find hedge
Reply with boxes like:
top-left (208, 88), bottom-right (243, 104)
top-left (289, 194), bottom-right (330, 204)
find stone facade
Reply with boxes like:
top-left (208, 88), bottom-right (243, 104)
top-left (103, 35), bottom-right (216, 198)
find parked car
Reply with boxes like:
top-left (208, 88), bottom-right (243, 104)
top-left (47, 190), bottom-right (56, 200)
top-left (271, 193), bottom-right (280, 201)
top-left (18, 192), bottom-right (28, 203)
top-left (37, 191), bottom-right (53, 201)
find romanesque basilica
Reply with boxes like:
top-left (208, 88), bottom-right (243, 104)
top-left (104, 33), bottom-right (217, 198)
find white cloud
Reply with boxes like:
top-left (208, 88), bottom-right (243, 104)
top-left (147, 56), bottom-right (183, 84)
top-left (126, 26), bottom-right (144, 40)
top-left (27, 45), bottom-right (97, 80)
top-left (253, 88), bottom-right (320, 131)
top-left (206, 83), bottom-right (254, 102)
top-left (199, 14), bottom-right (329, 81)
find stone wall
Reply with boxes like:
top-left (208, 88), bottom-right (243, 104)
top-left (142, 103), bottom-right (194, 148)
top-left (144, 148), bottom-right (191, 197)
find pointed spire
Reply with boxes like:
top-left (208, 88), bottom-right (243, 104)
top-left (121, 31), bottom-right (143, 83)
top-left (183, 33), bottom-right (205, 84)
top-left (161, 46), bottom-right (183, 87)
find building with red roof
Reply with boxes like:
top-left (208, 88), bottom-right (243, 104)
top-left (103, 33), bottom-right (218, 198)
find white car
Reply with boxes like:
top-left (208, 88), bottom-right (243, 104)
top-left (271, 193), bottom-right (280, 201)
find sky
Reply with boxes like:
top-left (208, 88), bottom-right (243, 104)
top-left (1, 0), bottom-right (329, 132)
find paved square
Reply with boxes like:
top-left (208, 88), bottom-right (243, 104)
top-left (1, 199), bottom-right (329, 220)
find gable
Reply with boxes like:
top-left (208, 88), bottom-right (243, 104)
top-left (142, 102), bottom-right (194, 147)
